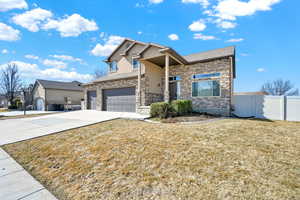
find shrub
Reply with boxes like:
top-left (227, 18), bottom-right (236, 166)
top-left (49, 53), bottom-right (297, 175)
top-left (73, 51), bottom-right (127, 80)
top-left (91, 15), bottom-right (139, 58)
top-left (150, 102), bottom-right (170, 119)
top-left (171, 100), bottom-right (192, 116)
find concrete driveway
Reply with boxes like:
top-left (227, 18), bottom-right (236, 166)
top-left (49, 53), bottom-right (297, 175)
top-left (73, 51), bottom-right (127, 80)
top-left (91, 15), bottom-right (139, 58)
top-left (0, 110), bottom-right (148, 200)
top-left (0, 110), bottom-right (149, 145)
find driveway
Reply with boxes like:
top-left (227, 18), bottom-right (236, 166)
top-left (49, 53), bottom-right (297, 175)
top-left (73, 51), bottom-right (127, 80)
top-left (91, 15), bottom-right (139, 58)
top-left (0, 110), bottom-right (149, 145)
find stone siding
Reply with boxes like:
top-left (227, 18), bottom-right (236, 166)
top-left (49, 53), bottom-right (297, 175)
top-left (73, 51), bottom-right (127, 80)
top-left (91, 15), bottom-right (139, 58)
top-left (169, 58), bottom-right (233, 116)
top-left (84, 77), bottom-right (148, 111)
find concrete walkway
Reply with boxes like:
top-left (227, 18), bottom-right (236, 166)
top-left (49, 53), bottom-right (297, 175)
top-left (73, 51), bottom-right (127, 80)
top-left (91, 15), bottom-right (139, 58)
top-left (0, 110), bottom-right (149, 199)
top-left (0, 111), bottom-right (57, 117)
top-left (0, 110), bottom-right (149, 145)
top-left (0, 148), bottom-right (57, 200)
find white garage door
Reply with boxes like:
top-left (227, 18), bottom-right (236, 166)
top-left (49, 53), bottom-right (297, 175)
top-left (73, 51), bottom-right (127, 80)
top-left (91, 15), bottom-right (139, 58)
top-left (36, 98), bottom-right (45, 111)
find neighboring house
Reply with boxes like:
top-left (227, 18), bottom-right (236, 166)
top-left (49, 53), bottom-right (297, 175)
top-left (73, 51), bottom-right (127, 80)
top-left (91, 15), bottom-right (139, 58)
top-left (32, 79), bottom-right (84, 111)
top-left (0, 95), bottom-right (8, 108)
top-left (83, 38), bottom-right (235, 116)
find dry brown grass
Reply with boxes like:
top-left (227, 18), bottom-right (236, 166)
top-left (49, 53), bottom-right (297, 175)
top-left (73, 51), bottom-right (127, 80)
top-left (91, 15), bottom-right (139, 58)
top-left (3, 119), bottom-right (300, 200)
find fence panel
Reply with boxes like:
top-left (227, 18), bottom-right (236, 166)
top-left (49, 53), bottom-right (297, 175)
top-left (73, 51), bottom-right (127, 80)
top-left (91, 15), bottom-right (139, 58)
top-left (233, 95), bottom-right (287, 121)
top-left (286, 96), bottom-right (300, 121)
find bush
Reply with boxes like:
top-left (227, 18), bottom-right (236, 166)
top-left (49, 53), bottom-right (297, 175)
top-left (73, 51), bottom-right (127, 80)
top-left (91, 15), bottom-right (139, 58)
top-left (150, 100), bottom-right (193, 119)
top-left (150, 102), bottom-right (170, 119)
top-left (171, 100), bottom-right (192, 116)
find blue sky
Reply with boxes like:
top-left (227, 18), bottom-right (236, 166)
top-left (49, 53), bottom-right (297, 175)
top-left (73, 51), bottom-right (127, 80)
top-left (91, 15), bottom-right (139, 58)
top-left (0, 0), bottom-right (299, 92)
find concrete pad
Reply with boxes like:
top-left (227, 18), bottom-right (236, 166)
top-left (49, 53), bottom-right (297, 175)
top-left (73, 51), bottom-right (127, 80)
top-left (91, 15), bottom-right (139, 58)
top-left (20, 189), bottom-right (57, 200)
top-left (0, 157), bottom-right (23, 177)
top-left (0, 170), bottom-right (44, 200)
top-left (0, 111), bottom-right (57, 117)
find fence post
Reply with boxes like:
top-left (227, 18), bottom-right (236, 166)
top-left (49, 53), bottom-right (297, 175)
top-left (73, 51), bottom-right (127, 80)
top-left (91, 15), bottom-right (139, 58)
top-left (281, 96), bottom-right (286, 121)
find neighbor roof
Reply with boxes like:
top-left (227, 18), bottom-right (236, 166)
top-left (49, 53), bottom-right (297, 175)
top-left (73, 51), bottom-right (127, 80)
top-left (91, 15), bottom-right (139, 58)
top-left (37, 79), bottom-right (83, 91)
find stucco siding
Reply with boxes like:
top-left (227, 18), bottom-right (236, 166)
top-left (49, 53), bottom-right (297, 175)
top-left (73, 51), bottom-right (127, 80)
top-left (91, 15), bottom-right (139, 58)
top-left (32, 83), bottom-right (46, 109)
top-left (142, 46), bottom-right (163, 59)
top-left (144, 61), bottom-right (163, 94)
top-left (46, 89), bottom-right (84, 105)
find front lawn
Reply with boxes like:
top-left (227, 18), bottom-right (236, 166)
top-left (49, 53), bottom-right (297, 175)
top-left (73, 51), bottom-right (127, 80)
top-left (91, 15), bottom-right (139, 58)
top-left (3, 119), bottom-right (300, 200)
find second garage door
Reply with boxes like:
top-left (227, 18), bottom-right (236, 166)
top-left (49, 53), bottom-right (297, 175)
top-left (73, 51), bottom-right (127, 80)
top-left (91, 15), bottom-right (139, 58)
top-left (103, 87), bottom-right (136, 112)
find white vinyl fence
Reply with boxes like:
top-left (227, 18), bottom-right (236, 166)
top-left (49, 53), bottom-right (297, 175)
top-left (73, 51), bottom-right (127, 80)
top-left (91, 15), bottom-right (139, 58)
top-left (233, 95), bottom-right (300, 121)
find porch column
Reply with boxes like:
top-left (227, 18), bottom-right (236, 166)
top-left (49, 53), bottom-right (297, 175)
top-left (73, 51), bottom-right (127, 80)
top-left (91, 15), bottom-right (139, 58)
top-left (137, 61), bottom-right (142, 107)
top-left (164, 54), bottom-right (170, 102)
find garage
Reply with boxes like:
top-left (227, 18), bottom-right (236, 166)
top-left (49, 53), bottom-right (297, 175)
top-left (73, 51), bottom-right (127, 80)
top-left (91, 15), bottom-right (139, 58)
top-left (103, 87), bottom-right (136, 112)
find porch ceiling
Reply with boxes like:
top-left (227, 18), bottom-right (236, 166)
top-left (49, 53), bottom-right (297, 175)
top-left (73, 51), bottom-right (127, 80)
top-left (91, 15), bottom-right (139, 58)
top-left (144, 55), bottom-right (180, 67)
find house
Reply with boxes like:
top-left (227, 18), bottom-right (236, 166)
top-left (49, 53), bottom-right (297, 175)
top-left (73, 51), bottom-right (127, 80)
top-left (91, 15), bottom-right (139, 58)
top-left (32, 79), bottom-right (84, 111)
top-left (83, 38), bottom-right (235, 116)
top-left (0, 95), bottom-right (8, 108)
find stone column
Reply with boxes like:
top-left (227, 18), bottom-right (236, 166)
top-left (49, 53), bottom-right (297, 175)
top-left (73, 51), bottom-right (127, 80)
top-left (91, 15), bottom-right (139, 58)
top-left (164, 54), bottom-right (170, 102)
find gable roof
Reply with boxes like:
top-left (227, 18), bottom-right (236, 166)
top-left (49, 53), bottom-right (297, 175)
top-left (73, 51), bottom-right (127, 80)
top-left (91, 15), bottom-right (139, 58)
top-left (183, 46), bottom-right (235, 63)
top-left (36, 79), bottom-right (83, 91)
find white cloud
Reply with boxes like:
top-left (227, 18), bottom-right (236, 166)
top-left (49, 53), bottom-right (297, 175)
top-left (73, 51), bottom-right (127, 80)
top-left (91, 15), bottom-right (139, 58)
top-left (257, 68), bottom-right (265, 72)
top-left (217, 20), bottom-right (237, 29)
top-left (168, 34), bottom-right (179, 41)
top-left (25, 54), bottom-right (39, 59)
top-left (12, 8), bottom-right (53, 32)
top-left (189, 20), bottom-right (206, 31)
top-left (0, 23), bottom-right (20, 41)
top-left (226, 38), bottom-right (244, 42)
top-left (137, 31), bottom-right (143, 35)
top-left (193, 33), bottom-right (217, 40)
top-left (149, 0), bottom-right (164, 4)
top-left (50, 55), bottom-right (83, 63)
top-left (240, 53), bottom-right (249, 56)
top-left (0, 61), bottom-right (92, 82)
top-left (1, 49), bottom-right (9, 54)
top-left (42, 14), bottom-right (98, 37)
top-left (215, 0), bottom-right (281, 20)
top-left (91, 35), bottom-right (124, 57)
top-left (42, 59), bottom-right (67, 69)
top-left (0, 0), bottom-right (28, 12)
top-left (182, 0), bottom-right (210, 8)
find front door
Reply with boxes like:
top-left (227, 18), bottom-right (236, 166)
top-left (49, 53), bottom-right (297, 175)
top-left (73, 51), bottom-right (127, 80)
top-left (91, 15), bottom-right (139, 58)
top-left (170, 82), bottom-right (180, 101)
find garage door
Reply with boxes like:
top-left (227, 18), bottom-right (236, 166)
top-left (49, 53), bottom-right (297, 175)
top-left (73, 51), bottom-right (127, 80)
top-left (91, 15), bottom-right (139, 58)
top-left (103, 87), bottom-right (136, 112)
top-left (87, 91), bottom-right (97, 110)
top-left (36, 98), bottom-right (45, 111)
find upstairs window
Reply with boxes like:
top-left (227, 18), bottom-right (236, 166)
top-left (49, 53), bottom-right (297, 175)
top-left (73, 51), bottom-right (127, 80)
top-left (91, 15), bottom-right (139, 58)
top-left (192, 72), bottom-right (221, 80)
top-left (109, 61), bottom-right (118, 72)
top-left (132, 58), bottom-right (140, 69)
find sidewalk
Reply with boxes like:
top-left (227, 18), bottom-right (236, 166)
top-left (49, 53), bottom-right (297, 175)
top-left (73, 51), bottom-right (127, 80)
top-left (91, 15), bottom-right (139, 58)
top-left (0, 148), bottom-right (57, 200)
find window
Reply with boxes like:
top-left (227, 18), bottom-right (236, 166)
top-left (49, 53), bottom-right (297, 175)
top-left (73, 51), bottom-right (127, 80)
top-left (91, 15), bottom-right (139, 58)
top-left (192, 80), bottom-right (220, 97)
top-left (109, 61), bottom-right (118, 72)
top-left (132, 58), bottom-right (140, 69)
top-left (192, 72), bottom-right (221, 80)
top-left (169, 76), bottom-right (182, 82)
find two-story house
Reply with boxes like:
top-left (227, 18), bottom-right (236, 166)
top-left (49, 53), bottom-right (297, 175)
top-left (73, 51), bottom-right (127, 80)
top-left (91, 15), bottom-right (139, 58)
top-left (83, 38), bottom-right (235, 116)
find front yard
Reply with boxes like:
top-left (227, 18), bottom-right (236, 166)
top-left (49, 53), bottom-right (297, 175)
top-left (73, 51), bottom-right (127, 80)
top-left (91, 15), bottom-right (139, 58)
top-left (3, 119), bottom-right (300, 200)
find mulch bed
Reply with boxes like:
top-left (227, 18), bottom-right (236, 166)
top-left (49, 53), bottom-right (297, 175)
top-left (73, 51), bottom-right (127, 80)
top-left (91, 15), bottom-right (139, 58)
top-left (155, 113), bottom-right (219, 123)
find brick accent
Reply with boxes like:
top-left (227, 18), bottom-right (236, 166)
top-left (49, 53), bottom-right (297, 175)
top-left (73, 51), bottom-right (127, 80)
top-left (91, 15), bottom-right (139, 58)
top-left (169, 58), bottom-right (233, 116)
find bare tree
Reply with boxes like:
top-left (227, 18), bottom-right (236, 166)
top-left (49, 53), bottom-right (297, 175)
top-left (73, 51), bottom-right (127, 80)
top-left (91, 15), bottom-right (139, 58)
top-left (0, 64), bottom-right (22, 105)
top-left (94, 68), bottom-right (106, 80)
top-left (261, 79), bottom-right (299, 96)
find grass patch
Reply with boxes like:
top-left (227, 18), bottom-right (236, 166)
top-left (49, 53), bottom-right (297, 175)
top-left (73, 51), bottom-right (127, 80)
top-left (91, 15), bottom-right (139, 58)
top-left (3, 119), bottom-right (300, 200)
